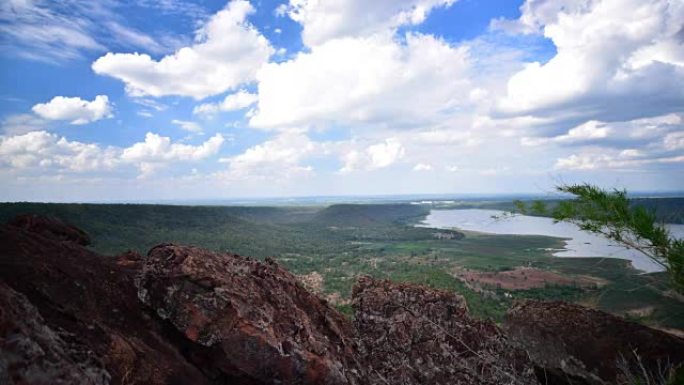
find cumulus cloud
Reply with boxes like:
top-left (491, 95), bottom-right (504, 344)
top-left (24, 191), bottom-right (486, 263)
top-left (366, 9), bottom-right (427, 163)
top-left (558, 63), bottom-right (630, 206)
top-left (490, 0), bottom-right (584, 34)
top-left (551, 113), bottom-right (684, 171)
top-left (92, 0), bottom-right (273, 99)
top-left (496, 0), bottom-right (684, 125)
top-left (121, 133), bottom-right (224, 162)
top-left (250, 33), bottom-right (471, 129)
top-left (0, 130), bottom-right (224, 177)
top-left (521, 113), bottom-right (684, 150)
top-left (281, 0), bottom-right (455, 47)
top-left (32, 95), bottom-right (113, 125)
top-left (117, 132), bottom-right (225, 177)
top-left (4, 0), bottom-right (683, 194)
top-left (193, 90), bottom-right (258, 116)
top-left (219, 132), bottom-right (317, 179)
top-left (340, 138), bottom-right (405, 173)
top-left (0, 130), bottom-right (118, 171)
top-left (521, 121), bottom-right (612, 146)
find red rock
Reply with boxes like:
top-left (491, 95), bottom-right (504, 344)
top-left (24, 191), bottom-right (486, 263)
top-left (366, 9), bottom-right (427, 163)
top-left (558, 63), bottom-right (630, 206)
top-left (115, 250), bottom-right (143, 268)
top-left (352, 276), bottom-right (537, 385)
top-left (0, 282), bottom-right (110, 385)
top-left (8, 214), bottom-right (91, 246)
top-left (137, 244), bottom-right (365, 385)
top-left (504, 300), bottom-right (684, 385)
top-left (0, 222), bottom-right (211, 385)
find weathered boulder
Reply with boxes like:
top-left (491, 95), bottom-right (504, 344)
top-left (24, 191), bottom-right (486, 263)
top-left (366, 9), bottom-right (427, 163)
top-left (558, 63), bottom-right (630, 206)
top-left (8, 214), bottom-right (91, 246)
top-left (0, 282), bottom-right (110, 385)
top-left (503, 300), bottom-right (684, 385)
top-left (352, 276), bottom-right (537, 385)
top-left (137, 244), bottom-right (365, 385)
top-left (0, 222), bottom-right (211, 385)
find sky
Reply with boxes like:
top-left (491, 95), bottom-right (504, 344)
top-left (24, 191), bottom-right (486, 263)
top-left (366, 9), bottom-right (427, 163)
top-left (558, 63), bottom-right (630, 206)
top-left (0, 0), bottom-right (683, 202)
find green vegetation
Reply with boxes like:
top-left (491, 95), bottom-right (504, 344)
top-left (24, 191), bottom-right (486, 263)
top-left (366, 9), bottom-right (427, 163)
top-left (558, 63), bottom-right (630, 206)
top-left (1, 199), bottom-right (683, 330)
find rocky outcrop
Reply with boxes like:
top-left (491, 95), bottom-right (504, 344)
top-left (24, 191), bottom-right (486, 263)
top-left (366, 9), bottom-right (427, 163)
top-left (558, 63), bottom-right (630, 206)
top-left (8, 214), bottom-right (91, 245)
top-left (137, 244), bottom-right (364, 385)
top-left (503, 300), bottom-right (684, 385)
top-left (0, 220), bottom-right (211, 385)
top-left (0, 282), bottom-right (110, 385)
top-left (352, 276), bottom-right (536, 385)
top-left (3, 214), bottom-right (684, 385)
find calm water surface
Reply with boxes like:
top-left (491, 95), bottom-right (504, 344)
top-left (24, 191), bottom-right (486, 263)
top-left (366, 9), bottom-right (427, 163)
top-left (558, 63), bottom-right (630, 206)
top-left (419, 209), bottom-right (684, 273)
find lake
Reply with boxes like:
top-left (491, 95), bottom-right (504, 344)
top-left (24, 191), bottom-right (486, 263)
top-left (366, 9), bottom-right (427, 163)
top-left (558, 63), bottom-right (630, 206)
top-left (419, 209), bottom-right (684, 273)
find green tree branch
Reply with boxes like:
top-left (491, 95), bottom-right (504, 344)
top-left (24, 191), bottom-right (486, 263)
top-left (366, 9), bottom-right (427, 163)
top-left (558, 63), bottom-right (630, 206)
top-left (516, 184), bottom-right (684, 294)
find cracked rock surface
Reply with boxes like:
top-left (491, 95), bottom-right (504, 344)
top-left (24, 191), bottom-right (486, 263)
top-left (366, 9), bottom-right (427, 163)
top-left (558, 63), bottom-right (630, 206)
top-left (352, 276), bottom-right (537, 385)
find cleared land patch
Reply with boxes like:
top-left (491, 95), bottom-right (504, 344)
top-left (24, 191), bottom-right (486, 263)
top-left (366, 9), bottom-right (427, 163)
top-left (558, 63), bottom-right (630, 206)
top-left (453, 267), bottom-right (607, 291)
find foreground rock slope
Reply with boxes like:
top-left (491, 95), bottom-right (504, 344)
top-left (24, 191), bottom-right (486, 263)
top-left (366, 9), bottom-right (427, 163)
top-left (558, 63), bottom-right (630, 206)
top-left (138, 244), bottom-right (364, 384)
top-left (504, 300), bottom-right (684, 385)
top-left (1, 215), bottom-right (683, 385)
top-left (0, 282), bottom-right (109, 385)
top-left (0, 217), bottom-right (213, 385)
top-left (353, 276), bottom-right (536, 385)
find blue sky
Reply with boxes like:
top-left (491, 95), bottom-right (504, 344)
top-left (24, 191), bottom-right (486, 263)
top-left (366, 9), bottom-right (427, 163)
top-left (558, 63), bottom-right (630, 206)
top-left (1, 0), bottom-right (683, 202)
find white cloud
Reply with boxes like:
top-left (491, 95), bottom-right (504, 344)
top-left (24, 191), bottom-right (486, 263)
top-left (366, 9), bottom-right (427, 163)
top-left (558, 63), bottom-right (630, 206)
top-left (132, 98), bottom-right (168, 112)
top-left (4, 0), bottom-right (683, 197)
top-left (497, 0), bottom-right (684, 123)
top-left (0, 130), bottom-right (224, 177)
top-left (121, 133), bottom-right (224, 163)
top-left (0, 131), bottom-right (118, 171)
top-left (105, 21), bottom-right (166, 55)
top-left (490, 0), bottom-right (584, 34)
top-left (92, 0), bottom-right (273, 99)
top-left (520, 113), bottom-right (684, 150)
top-left (413, 163), bottom-right (433, 171)
top-left (1, 114), bottom-right (48, 135)
top-left (32, 95), bottom-right (113, 125)
top-left (193, 90), bottom-right (258, 116)
top-left (120, 132), bottom-right (225, 177)
top-left (282, 0), bottom-right (455, 47)
top-left (521, 120), bottom-right (612, 146)
top-left (414, 129), bottom-right (482, 147)
top-left (0, 1), bottom-right (105, 62)
top-left (555, 147), bottom-right (684, 170)
top-left (0, 1), bottom-right (187, 63)
top-left (171, 119), bottom-right (203, 133)
top-left (133, 0), bottom-right (208, 18)
top-left (219, 132), bottom-right (317, 179)
top-left (250, 33), bottom-right (471, 129)
top-left (341, 138), bottom-right (405, 173)
top-left (664, 132), bottom-right (684, 151)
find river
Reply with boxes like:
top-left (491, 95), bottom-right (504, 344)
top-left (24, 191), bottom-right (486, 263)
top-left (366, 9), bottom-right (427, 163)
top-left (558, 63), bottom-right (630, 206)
top-left (419, 209), bottom-right (684, 273)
